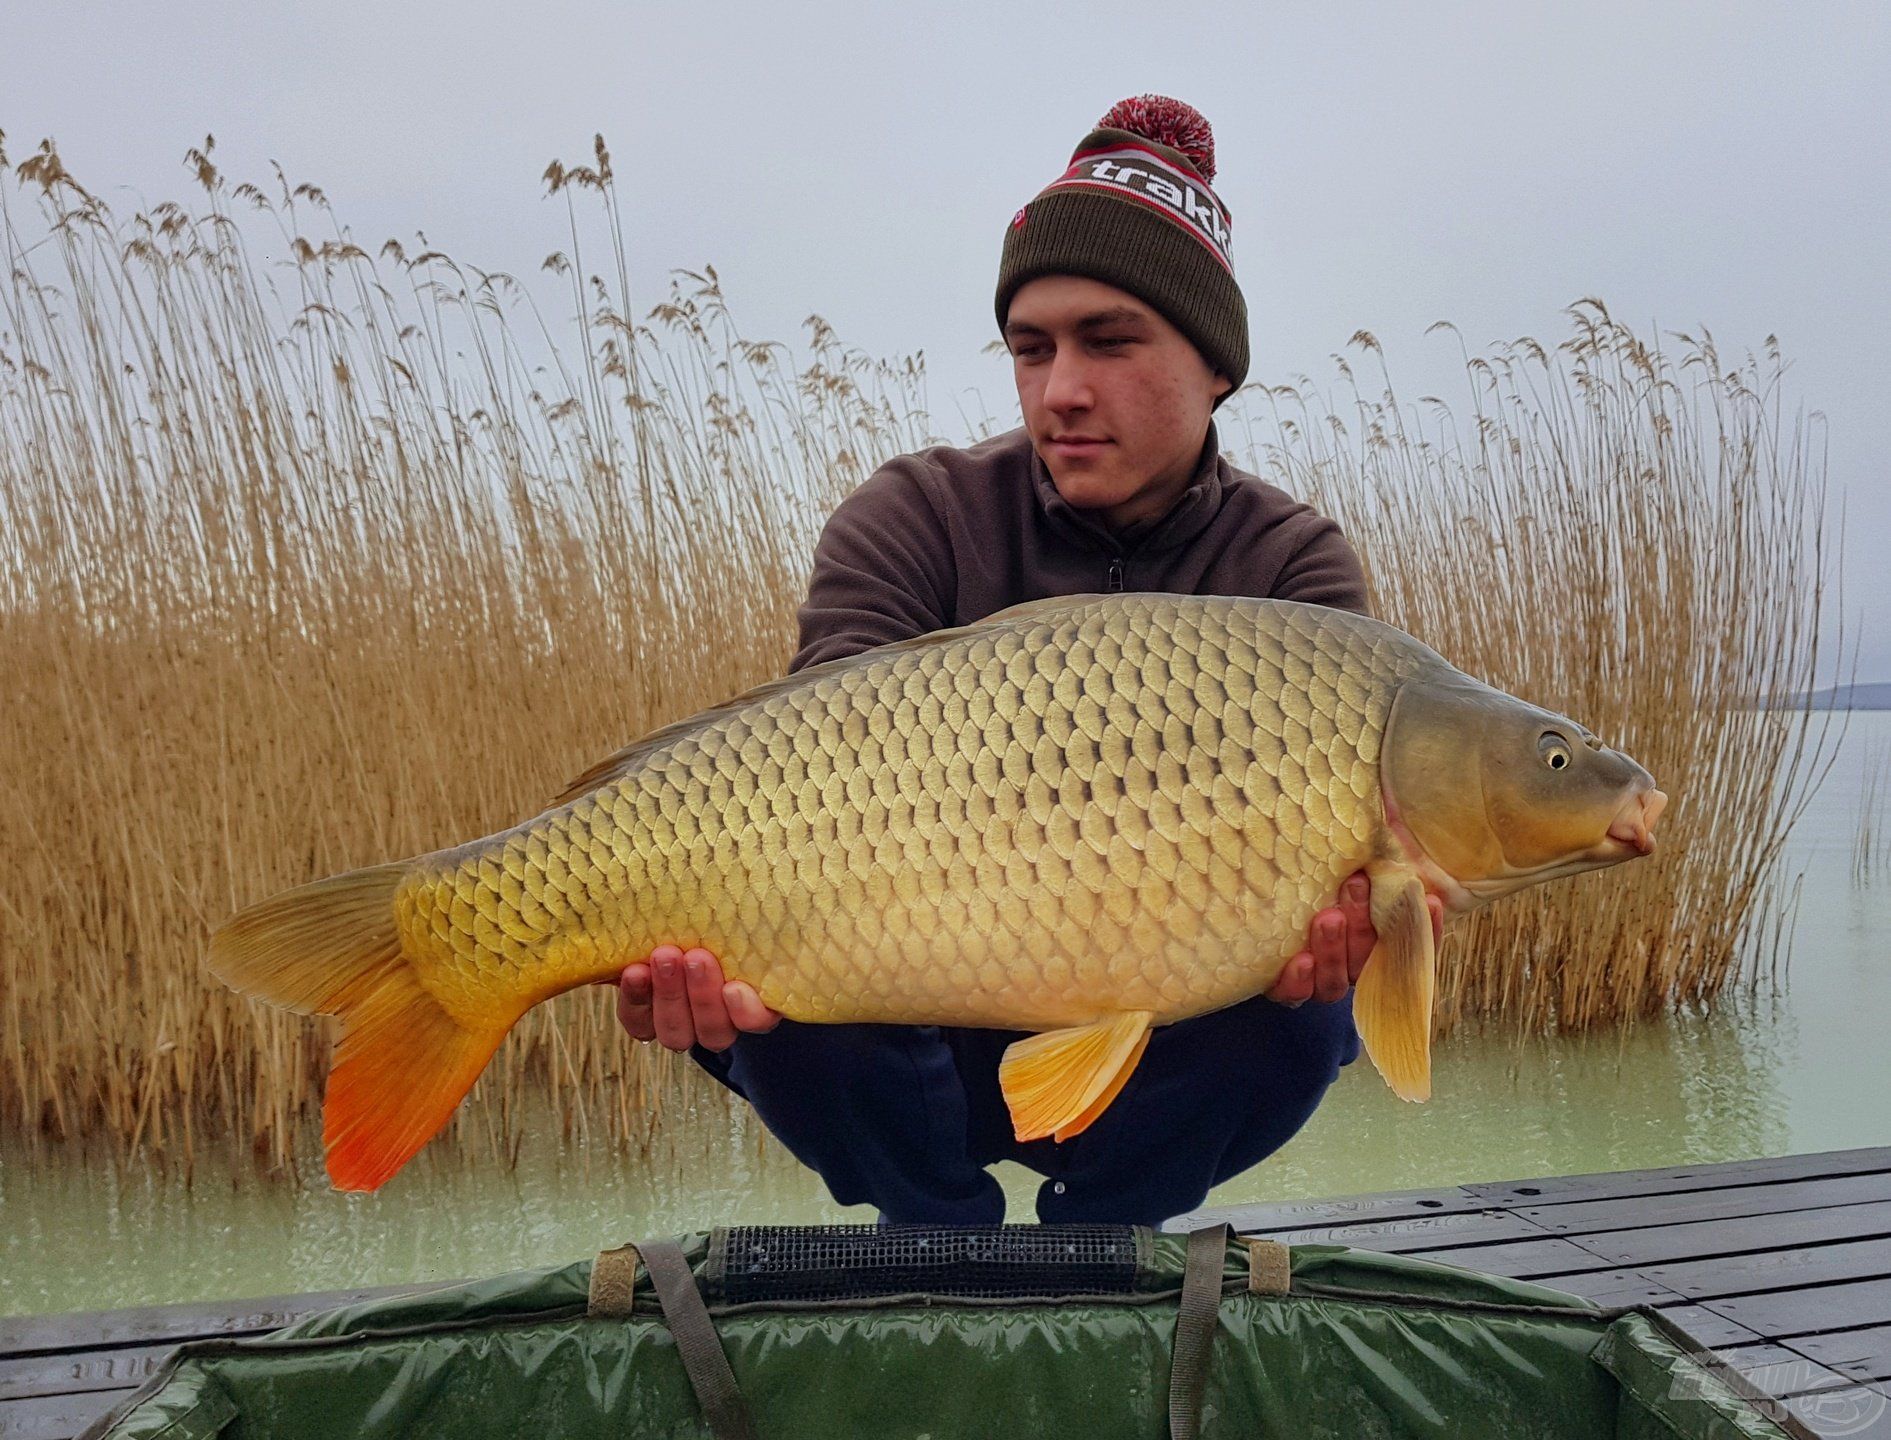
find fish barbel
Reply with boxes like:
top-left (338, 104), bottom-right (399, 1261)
top-left (210, 594), bottom-right (1667, 1190)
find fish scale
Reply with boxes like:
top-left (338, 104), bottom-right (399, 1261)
top-left (397, 594), bottom-right (1416, 1034)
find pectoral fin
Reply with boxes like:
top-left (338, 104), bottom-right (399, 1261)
top-left (1355, 872), bottom-right (1437, 1102)
top-left (999, 1011), bottom-right (1155, 1142)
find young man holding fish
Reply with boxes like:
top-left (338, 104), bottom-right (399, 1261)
top-left (612, 96), bottom-right (1446, 1226)
top-left (209, 97), bottom-right (1661, 1198)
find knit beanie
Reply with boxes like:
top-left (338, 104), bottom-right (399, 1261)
top-left (995, 95), bottom-right (1248, 396)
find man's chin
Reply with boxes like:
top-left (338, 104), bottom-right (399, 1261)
top-left (1042, 464), bottom-right (1129, 511)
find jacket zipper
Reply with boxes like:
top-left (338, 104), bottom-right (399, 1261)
top-left (1106, 555), bottom-right (1125, 593)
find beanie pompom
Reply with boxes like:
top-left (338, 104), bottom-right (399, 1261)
top-left (1097, 95), bottom-right (1216, 182)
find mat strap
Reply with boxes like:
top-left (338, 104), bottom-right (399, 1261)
top-left (1168, 1223), bottom-right (1230, 1440)
top-left (591, 1239), bottom-right (758, 1440)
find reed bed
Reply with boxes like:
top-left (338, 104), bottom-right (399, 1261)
top-left (1227, 309), bottom-right (1833, 1031)
top-left (0, 134), bottom-right (1829, 1176)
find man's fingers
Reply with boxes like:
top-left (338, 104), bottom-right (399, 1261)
top-left (724, 981), bottom-right (782, 1034)
top-left (683, 948), bottom-right (738, 1052)
top-left (1308, 907), bottom-right (1350, 1003)
top-left (647, 946), bottom-right (696, 1050)
top-left (1267, 952), bottom-right (1314, 1006)
top-left (1340, 872), bottom-right (1375, 985)
top-left (615, 962), bottom-right (655, 1041)
top-left (616, 945), bottom-right (772, 1053)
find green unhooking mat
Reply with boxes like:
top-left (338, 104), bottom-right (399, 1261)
top-left (83, 1224), bottom-right (1805, 1439)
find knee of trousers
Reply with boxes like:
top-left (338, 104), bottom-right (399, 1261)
top-left (1287, 991), bottom-right (1363, 1078)
top-left (1202, 995), bottom-right (1361, 1189)
top-left (716, 1021), bottom-right (978, 1206)
top-left (1195, 990), bottom-right (1361, 1086)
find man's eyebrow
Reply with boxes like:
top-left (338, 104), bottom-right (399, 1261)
top-left (1075, 307), bottom-right (1150, 329)
top-left (1004, 307), bottom-right (1152, 340)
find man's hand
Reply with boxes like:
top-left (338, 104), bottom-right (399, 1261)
top-left (1265, 872), bottom-right (1446, 1007)
top-left (607, 946), bottom-right (781, 1052)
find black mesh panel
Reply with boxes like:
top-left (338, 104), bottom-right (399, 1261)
top-left (710, 1224), bottom-right (1144, 1305)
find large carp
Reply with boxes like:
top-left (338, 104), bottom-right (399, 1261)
top-left (211, 594), bottom-right (1666, 1191)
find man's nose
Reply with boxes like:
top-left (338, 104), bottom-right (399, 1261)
top-left (1041, 351), bottom-right (1094, 412)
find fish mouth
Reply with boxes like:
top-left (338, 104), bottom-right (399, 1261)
top-left (1602, 787), bottom-right (1668, 857)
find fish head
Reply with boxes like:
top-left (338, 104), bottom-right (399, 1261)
top-left (1382, 676), bottom-right (1668, 905)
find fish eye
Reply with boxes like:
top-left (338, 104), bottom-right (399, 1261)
top-left (1538, 732), bottom-right (1573, 771)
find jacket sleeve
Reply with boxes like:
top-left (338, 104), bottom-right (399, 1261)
top-left (1272, 517), bottom-right (1372, 618)
top-left (790, 458), bottom-right (956, 673)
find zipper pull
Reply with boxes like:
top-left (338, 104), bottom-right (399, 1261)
top-left (1106, 556), bottom-right (1125, 593)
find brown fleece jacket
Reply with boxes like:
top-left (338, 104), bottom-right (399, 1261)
top-left (790, 424), bottom-right (1368, 673)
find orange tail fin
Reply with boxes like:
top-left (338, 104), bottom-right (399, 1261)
top-left (208, 864), bottom-right (510, 1191)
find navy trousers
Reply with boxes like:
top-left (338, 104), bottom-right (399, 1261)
top-left (691, 993), bottom-right (1360, 1227)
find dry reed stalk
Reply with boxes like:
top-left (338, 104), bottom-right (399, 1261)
top-left (1854, 740), bottom-right (1889, 886)
top-left (0, 134), bottom-right (1829, 1174)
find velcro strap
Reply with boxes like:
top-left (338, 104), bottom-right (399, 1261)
top-left (1245, 1238), bottom-right (1292, 1296)
top-left (588, 1244), bottom-right (640, 1318)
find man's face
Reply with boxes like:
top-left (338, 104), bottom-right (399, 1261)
top-left (1005, 275), bottom-right (1231, 532)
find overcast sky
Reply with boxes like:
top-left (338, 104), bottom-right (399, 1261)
top-left (5, 1), bottom-right (1886, 680)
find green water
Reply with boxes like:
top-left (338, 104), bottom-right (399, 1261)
top-left (5, 714), bottom-right (1889, 1318)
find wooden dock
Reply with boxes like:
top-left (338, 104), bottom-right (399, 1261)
top-left (5, 1147), bottom-right (1891, 1437)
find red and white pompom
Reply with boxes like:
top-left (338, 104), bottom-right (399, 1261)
top-left (1097, 95), bottom-right (1216, 182)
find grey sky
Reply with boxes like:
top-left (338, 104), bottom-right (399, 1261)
top-left (5, 0), bottom-right (1887, 679)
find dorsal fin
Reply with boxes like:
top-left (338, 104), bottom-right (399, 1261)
top-left (545, 595), bottom-right (1113, 808)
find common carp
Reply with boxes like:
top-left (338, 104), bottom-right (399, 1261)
top-left (210, 594), bottom-right (1667, 1191)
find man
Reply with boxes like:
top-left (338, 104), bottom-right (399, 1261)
top-left (608, 96), bottom-right (1442, 1226)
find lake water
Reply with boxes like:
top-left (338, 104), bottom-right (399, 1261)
top-left (5, 713), bottom-right (1889, 1318)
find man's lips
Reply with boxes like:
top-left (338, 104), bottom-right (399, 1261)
top-left (1047, 435), bottom-right (1111, 454)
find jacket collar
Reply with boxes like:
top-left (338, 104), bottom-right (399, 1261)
top-left (1027, 423), bottom-right (1226, 557)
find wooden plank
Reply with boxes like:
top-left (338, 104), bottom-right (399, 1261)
top-left (1519, 1171), bottom-right (1891, 1236)
top-left (0, 1341), bottom-right (170, 1401)
top-left (1169, 1184), bottom-right (1483, 1234)
top-left (1237, 1208), bottom-right (1550, 1253)
top-left (0, 1386), bottom-right (117, 1440)
top-left (1464, 1148), bottom-right (1891, 1208)
top-left (1645, 1238), bottom-right (1891, 1301)
top-left (1398, 1236), bottom-right (1615, 1280)
top-left (0, 1283), bottom-right (443, 1359)
top-left (1779, 1384), bottom-right (1891, 1439)
top-left (1572, 1200), bottom-right (1891, 1269)
top-left (1712, 1344), bottom-right (1862, 1401)
top-left (1709, 1337), bottom-right (1868, 1421)
top-left (1796, 1326), bottom-right (1891, 1383)
top-left (1653, 1303), bottom-right (1769, 1350)
top-left (1707, 1278), bottom-right (1891, 1340)
top-left (1512, 1267), bottom-right (1683, 1309)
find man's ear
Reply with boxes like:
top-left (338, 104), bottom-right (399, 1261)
top-left (1211, 372), bottom-right (1235, 407)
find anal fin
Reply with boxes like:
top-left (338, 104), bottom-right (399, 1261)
top-left (1355, 870), bottom-right (1438, 1102)
top-left (999, 1011), bottom-right (1154, 1143)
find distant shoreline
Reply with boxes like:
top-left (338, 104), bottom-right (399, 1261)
top-left (1790, 682), bottom-right (1891, 711)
